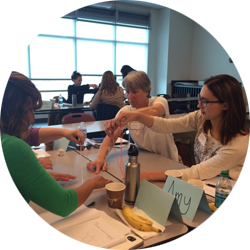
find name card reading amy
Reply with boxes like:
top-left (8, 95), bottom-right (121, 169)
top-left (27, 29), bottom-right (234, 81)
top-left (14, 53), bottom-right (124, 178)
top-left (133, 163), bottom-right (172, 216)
top-left (163, 176), bottom-right (211, 221)
top-left (135, 180), bottom-right (183, 226)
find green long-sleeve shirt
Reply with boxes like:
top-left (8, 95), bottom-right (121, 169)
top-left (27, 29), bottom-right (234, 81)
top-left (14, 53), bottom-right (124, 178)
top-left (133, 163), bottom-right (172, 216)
top-left (1, 133), bottom-right (78, 217)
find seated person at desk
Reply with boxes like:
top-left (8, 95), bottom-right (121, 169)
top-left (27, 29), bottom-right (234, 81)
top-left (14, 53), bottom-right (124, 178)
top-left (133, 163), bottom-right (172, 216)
top-left (89, 70), bottom-right (125, 110)
top-left (66, 70), bottom-right (98, 104)
top-left (114, 74), bottom-right (249, 181)
top-left (87, 71), bottom-right (179, 173)
top-left (1, 71), bottom-right (112, 217)
top-left (25, 127), bottom-right (85, 181)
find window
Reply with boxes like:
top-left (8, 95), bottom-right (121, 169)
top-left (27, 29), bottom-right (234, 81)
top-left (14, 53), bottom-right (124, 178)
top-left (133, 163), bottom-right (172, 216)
top-left (77, 21), bottom-right (114, 40)
top-left (77, 40), bottom-right (114, 74)
top-left (12, 47), bottom-right (29, 76)
top-left (29, 36), bottom-right (75, 78)
top-left (15, 6), bottom-right (150, 101)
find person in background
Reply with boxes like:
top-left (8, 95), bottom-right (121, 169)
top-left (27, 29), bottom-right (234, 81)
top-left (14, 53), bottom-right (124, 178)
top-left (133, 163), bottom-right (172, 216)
top-left (66, 71), bottom-right (98, 104)
top-left (25, 127), bottom-right (85, 181)
top-left (89, 70), bottom-right (125, 110)
top-left (114, 74), bottom-right (249, 181)
top-left (120, 65), bottom-right (136, 79)
top-left (1, 71), bottom-right (112, 217)
top-left (120, 65), bottom-right (136, 105)
top-left (87, 71), bottom-right (179, 174)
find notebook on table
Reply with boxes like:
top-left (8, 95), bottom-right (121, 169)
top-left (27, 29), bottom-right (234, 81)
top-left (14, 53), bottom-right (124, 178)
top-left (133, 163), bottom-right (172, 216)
top-left (39, 205), bottom-right (131, 250)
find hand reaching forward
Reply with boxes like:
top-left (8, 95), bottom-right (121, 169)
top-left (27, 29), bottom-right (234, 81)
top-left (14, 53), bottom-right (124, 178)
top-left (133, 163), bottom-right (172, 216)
top-left (115, 111), bottom-right (139, 128)
top-left (104, 118), bottom-right (118, 138)
top-left (63, 129), bottom-right (85, 145)
top-left (87, 157), bottom-right (107, 174)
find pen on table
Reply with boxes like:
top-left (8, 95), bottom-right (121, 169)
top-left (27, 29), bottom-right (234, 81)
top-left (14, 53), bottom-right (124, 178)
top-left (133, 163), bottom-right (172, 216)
top-left (206, 183), bottom-right (216, 188)
top-left (86, 201), bottom-right (96, 207)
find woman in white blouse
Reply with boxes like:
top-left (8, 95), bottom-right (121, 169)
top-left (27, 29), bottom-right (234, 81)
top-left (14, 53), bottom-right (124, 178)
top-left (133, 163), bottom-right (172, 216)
top-left (113, 74), bottom-right (249, 181)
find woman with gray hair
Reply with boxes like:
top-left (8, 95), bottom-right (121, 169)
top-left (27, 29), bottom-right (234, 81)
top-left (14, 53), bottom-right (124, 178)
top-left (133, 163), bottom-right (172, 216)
top-left (87, 71), bottom-right (178, 174)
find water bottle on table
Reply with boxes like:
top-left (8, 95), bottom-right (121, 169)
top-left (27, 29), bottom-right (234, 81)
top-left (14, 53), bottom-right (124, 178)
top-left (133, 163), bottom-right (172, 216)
top-left (58, 94), bottom-right (63, 107)
top-left (124, 145), bottom-right (140, 204)
top-left (214, 170), bottom-right (232, 211)
top-left (78, 122), bottom-right (88, 148)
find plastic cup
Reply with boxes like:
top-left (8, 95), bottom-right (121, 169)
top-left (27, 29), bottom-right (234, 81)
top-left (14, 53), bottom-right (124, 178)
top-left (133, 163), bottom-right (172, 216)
top-left (165, 170), bottom-right (183, 179)
top-left (187, 179), bottom-right (205, 189)
top-left (105, 182), bottom-right (126, 209)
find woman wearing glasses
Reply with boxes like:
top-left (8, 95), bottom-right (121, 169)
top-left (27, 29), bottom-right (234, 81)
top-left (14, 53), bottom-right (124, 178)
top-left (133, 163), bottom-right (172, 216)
top-left (114, 74), bottom-right (249, 181)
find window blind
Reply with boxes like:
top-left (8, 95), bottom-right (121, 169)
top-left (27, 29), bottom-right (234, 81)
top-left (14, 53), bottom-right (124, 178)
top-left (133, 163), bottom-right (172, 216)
top-left (64, 6), bottom-right (151, 29)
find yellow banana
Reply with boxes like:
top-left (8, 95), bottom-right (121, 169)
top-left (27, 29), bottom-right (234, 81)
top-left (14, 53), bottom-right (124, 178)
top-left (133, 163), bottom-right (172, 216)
top-left (122, 206), bottom-right (162, 233)
top-left (122, 206), bottom-right (152, 225)
top-left (209, 202), bottom-right (215, 212)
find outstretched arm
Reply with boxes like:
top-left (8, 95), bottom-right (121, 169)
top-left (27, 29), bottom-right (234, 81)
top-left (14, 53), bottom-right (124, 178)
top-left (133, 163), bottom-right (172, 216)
top-left (38, 128), bottom-right (85, 145)
top-left (136, 103), bottom-right (166, 117)
top-left (87, 121), bottom-right (122, 174)
top-left (115, 111), bottom-right (154, 128)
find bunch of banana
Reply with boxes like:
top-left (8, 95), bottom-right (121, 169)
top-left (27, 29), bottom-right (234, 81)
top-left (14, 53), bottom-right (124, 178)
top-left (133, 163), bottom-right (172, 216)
top-left (122, 206), bottom-right (162, 233)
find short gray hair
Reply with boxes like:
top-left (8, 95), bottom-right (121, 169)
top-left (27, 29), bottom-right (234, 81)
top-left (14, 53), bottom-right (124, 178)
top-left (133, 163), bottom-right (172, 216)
top-left (122, 71), bottom-right (151, 97)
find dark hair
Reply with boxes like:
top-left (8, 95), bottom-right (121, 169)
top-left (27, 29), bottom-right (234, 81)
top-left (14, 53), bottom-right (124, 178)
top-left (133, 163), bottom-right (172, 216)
top-left (0, 71), bottom-right (42, 139)
top-left (203, 74), bottom-right (248, 144)
top-left (71, 71), bottom-right (81, 81)
top-left (120, 65), bottom-right (136, 78)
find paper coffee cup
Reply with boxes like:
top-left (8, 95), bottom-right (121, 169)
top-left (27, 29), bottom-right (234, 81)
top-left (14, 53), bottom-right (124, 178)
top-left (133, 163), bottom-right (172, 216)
top-left (165, 170), bottom-right (183, 179)
top-left (105, 182), bottom-right (126, 209)
top-left (187, 179), bottom-right (204, 189)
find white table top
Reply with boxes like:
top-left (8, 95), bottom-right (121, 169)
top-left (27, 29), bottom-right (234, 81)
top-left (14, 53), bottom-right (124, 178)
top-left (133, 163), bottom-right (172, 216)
top-left (31, 120), bottom-right (211, 240)
top-left (84, 145), bottom-right (211, 229)
top-left (31, 146), bottom-right (188, 247)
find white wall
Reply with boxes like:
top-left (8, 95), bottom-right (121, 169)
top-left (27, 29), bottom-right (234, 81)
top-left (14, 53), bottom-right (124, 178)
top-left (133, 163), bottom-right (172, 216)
top-left (87, 3), bottom-right (242, 96)
top-left (191, 24), bottom-right (242, 82)
top-left (166, 9), bottom-right (194, 94)
top-left (153, 8), bottom-right (170, 96)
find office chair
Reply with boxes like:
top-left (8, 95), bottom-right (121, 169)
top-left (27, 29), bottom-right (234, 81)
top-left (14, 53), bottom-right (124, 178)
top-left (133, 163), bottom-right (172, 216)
top-left (95, 103), bottom-right (120, 121)
top-left (62, 113), bottom-right (96, 124)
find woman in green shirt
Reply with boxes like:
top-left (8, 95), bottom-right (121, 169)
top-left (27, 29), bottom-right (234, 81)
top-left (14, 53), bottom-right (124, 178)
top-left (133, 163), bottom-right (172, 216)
top-left (1, 71), bottom-right (112, 217)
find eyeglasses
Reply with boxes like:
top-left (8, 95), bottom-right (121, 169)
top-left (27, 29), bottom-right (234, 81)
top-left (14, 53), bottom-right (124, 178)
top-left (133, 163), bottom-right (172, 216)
top-left (198, 94), bottom-right (224, 108)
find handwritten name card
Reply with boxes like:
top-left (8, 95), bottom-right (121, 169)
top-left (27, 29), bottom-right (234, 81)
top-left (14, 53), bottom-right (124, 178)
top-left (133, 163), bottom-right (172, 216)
top-left (135, 180), bottom-right (183, 226)
top-left (163, 176), bottom-right (211, 221)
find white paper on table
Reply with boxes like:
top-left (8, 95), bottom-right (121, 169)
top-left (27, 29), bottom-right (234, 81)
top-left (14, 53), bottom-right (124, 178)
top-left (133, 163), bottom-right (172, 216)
top-left (32, 149), bottom-right (51, 158)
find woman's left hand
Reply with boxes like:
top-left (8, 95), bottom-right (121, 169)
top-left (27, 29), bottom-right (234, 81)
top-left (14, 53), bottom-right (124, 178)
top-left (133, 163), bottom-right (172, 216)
top-left (39, 157), bottom-right (53, 170)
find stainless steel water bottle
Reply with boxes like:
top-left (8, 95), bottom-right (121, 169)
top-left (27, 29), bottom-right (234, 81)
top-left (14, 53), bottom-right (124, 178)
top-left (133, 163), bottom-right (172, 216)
top-left (124, 145), bottom-right (140, 204)
top-left (72, 94), bottom-right (77, 107)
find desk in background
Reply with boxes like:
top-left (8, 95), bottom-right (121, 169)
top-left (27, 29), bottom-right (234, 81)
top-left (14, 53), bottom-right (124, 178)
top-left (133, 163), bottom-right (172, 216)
top-left (47, 120), bottom-right (106, 134)
top-left (34, 103), bottom-right (92, 115)
top-left (35, 103), bottom-right (94, 126)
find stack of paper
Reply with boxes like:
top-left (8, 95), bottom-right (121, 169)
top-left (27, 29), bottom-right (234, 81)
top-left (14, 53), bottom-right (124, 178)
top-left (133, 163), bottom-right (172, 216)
top-left (40, 205), bottom-right (130, 248)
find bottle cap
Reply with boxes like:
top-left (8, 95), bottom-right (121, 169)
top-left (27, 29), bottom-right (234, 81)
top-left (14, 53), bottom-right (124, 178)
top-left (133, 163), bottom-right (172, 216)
top-left (128, 145), bottom-right (138, 156)
top-left (221, 171), bottom-right (229, 177)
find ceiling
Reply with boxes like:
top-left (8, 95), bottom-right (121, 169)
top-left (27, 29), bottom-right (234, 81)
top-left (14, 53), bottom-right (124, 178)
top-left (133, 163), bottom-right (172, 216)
top-left (92, 1), bottom-right (165, 10)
